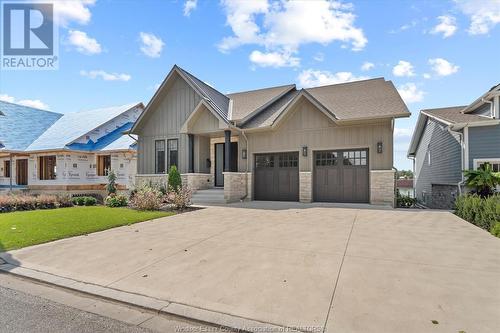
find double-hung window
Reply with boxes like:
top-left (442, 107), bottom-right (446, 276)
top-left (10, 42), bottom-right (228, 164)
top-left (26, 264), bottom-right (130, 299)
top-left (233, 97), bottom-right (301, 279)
top-left (155, 140), bottom-right (165, 174)
top-left (167, 139), bottom-right (178, 171)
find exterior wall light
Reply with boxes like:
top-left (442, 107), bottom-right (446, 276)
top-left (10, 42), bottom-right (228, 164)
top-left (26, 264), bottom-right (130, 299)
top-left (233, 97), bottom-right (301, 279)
top-left (242, 149), bottom-right (247, 159)
top-left (302, 146), bottom-right (308, 157)
top-left (377, 141), bottom-right (383, 154)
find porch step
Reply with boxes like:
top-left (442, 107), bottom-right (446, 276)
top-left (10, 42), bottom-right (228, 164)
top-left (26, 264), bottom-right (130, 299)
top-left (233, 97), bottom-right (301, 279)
top-left (191, 188), bottom-right (225, 205)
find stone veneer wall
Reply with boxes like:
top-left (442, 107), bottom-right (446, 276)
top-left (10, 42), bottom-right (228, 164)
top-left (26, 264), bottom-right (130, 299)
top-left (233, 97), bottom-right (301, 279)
top-left (299, 172), bottom-right (312, 203)
top-left (135, 174), bottom-right (167, 189)
top-left (223, 172), bottom-right (251, 203)
top-left (181, 173), bottom-right (214, 192)
top-left (370, 170), bottom-right (395, 207)
top-left (430, 184), bottom-right (458, 209)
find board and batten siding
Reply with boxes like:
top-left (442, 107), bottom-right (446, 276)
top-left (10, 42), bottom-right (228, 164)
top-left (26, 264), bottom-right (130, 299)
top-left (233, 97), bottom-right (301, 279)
top-left (468, 124), bottom-right (500, 169)
top-left (136, 74), bottom-right (201, 174)
top-left (245, 98), bottom-right (394, 172)
top-left (414, 117), bottom-right (462, 202)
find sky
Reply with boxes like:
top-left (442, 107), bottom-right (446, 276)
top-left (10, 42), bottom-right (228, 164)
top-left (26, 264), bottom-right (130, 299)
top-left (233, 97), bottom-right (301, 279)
top-left (1, 0), bottom-right (499, 170)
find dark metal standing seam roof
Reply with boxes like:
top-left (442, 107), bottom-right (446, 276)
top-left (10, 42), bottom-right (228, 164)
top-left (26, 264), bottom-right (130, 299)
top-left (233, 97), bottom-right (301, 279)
top-left (0, 101), bottom-right (63, 151)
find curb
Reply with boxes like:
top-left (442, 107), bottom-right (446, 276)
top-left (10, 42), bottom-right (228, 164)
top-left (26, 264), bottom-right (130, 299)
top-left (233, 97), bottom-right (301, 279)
top-left (0, 263), bottom-right (305, 333)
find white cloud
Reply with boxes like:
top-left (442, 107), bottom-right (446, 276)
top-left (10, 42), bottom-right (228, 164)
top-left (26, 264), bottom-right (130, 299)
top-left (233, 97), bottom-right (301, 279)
top-left (423, 73), bottom-right (431, 79)
top-left (80, 70), bottom-right (131, 82)
top-left (392, 60), bottom-right (415, 77)
top-left (429, 58), bottom-right (459, 76)
top-left (249, 50), bottom-right (299, 68)
top-left (139, 32), bottom-right (165, 58)
top-left (361, 61), bottom-right (374, 71)
top-left (67, 30), bottom-right (101, 54)
top-left (46, 0), bottom-right (96, 27)
top-left (431, 15), bottom-right (457, 38)
top-left (397, 83), bottom-right (424, 104)
top-left (0, 94), bottom-right (50, 110)
top-left (297, 69), bottom-right (368, 88)
top-left (183, 0), bottom-right (197, 17)
top-left (313, 52), bottom-right (325, 62)
top-left (456, 0), bottom-right (500, 35)
top-left (219, 0), bottom-right (367, 67)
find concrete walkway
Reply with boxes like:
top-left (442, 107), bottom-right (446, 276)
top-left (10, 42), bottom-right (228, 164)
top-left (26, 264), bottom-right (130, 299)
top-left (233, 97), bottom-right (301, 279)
top-left (1, 204), bottom-right (499, 332)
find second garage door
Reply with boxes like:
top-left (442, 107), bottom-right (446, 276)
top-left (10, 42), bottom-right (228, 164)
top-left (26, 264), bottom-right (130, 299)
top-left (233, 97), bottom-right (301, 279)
top-left (254, 152), bottom-right (299, 201)
top-left (314, 149), bottom-right (369, 203)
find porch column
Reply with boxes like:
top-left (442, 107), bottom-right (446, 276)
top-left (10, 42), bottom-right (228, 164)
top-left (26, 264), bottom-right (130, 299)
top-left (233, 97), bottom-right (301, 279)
top-left (224, 130), bottom-right (231, 172)
top-left (188, 134), bottom-right (194, 173)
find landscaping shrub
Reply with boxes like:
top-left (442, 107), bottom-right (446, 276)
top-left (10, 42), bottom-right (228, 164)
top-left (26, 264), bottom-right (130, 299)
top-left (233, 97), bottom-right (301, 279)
top-left (106, 170), bottom-right (117, 195)
top-left (168, 165), bottom-right (182, 192)
top-left (455, 194), bottom-right (500, 234)
top-left (57, 195), bottom-right (74, 208)
top-left (165, 185), bottom-right (192, 210)
top-left (463, 164), bottom-right (500, 197)
top-left (396, 191), bottom-right (416, 208)
top-left (0, 194), bottom-right (66, 213)
top-left (72, 197), bottom-right (86, 206)
top-left (84, 196), bottom-right (97, 206)
top-left (491, 223), bottom-right (500, 238)
top-left (105, 194), bottom-right (128, 207)
top-left (130, 185), bottom-right (164, 211)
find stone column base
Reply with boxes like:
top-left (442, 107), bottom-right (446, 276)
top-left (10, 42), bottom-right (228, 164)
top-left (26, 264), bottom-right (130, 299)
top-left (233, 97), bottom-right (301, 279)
top-left (135, 174), bottom-right (167, 189)
top-left (370, 170), bottom-right (395, 207)
top-left (181, 173), bottom-right (214, 192)
top-left (299, 171), bottom-right (312, 203)
top-left (223, 172), bottom-right (251, 203)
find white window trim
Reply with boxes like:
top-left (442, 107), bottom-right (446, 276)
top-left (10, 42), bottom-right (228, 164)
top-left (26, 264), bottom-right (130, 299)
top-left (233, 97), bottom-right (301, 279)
top-left (473, 158), bottom-right (500, 170)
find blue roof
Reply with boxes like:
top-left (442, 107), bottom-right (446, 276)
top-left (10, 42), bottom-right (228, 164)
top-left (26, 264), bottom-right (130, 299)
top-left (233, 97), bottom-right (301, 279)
top-left (67, 122), bottom-right (136, 151)
top-left (0, 101), bottom-right (63, 150)
top-left (27, 103), bottom-right (140, 151)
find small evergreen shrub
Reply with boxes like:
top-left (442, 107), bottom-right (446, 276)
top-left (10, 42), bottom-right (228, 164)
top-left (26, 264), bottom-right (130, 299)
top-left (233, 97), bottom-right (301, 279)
top-left (105, 194), bottom-right (128, 207)
top-left (167, 165), bottom-right (182, 192)
top-left (106, 170), bottom-right (117, 195)
top-left (72, 197), bottom-right (86, 206)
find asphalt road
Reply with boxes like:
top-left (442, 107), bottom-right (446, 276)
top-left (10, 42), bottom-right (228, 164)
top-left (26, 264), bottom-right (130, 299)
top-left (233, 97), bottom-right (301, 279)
top-left (0, 286), bottom-right (152, 333)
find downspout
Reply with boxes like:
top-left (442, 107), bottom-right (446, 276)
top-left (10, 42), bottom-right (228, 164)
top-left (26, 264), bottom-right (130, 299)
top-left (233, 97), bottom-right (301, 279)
top-left (392, 166), bottom-right (398, 208)
top-left (447, 126), bottom-right (466, 195)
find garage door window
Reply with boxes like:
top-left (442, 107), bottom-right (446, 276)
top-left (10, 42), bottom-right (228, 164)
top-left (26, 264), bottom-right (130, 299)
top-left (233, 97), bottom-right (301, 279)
top-left (343, 150), bottom-right (367, 166)
top-left (315, 151), bottom-right (338, 166)
top-left (279, 153), bottom-right (298, 167)
top-left (256, 155), bottom-right (274, 168)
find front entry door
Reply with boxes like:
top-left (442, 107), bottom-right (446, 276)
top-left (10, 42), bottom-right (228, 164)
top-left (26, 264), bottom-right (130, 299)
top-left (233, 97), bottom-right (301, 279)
top-left (215, 142), bottom-right (238, 187)
top-left (16, 159), bottom-right (28, 185)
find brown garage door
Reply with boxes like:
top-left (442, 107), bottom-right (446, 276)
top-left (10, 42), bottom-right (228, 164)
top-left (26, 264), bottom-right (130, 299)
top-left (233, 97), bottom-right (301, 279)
top-left (314, 149), bottom-right (369, 203)
top-left (254, 152), bottom-right (299, 201)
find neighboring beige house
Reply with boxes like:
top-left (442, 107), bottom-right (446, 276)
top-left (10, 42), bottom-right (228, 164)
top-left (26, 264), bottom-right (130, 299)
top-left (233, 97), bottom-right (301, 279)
top-left (131, 65), bottom-right (410, 206)
top-left (0, 101), bottom-right (143, 196)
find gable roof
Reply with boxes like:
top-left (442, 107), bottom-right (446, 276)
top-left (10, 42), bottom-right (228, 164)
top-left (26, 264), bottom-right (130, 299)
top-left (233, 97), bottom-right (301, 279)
top-left (227, 84), bottom-right (296, 122)
top-left (134, 65), bottom-right (410, 134)
top-left (27, 102), bottom-right (141, 151)
top-left (0, 101), bottom-right (63, 151)
top-left (462, 83), bottom-right (500, 114)
top-left (304, 78), bottom-right (410, 121)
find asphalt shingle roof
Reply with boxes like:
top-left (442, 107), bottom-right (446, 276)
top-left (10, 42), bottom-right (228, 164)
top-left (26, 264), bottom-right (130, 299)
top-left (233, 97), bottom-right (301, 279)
top-left (423, 106), bottom-right (494, 124)
top-left (227, 84), bottom-right (296, 121)
top-left (304, 78), bottom-right (410, 120)
top-left (0, 101), bottom-right (63, 150)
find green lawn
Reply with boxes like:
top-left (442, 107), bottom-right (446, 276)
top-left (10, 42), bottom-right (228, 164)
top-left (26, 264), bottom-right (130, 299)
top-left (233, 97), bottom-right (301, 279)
top-left (0, 206), bottom-right (173, 251)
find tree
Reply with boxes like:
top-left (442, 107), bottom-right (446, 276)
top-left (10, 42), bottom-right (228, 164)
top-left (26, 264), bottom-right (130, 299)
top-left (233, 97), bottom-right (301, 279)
top-left (168, 165), bottom-right (182, 192)
top-left (397, 169), bottom-right (414, 179)
top-left (106, 170), bottom-right (117, 195)
top-left (463, 163), bottom-right (500, 197)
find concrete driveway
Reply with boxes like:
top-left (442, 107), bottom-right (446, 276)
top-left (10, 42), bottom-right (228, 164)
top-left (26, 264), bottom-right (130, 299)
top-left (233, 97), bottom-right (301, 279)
top-left (1, 204), bottom-right (500, 332)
